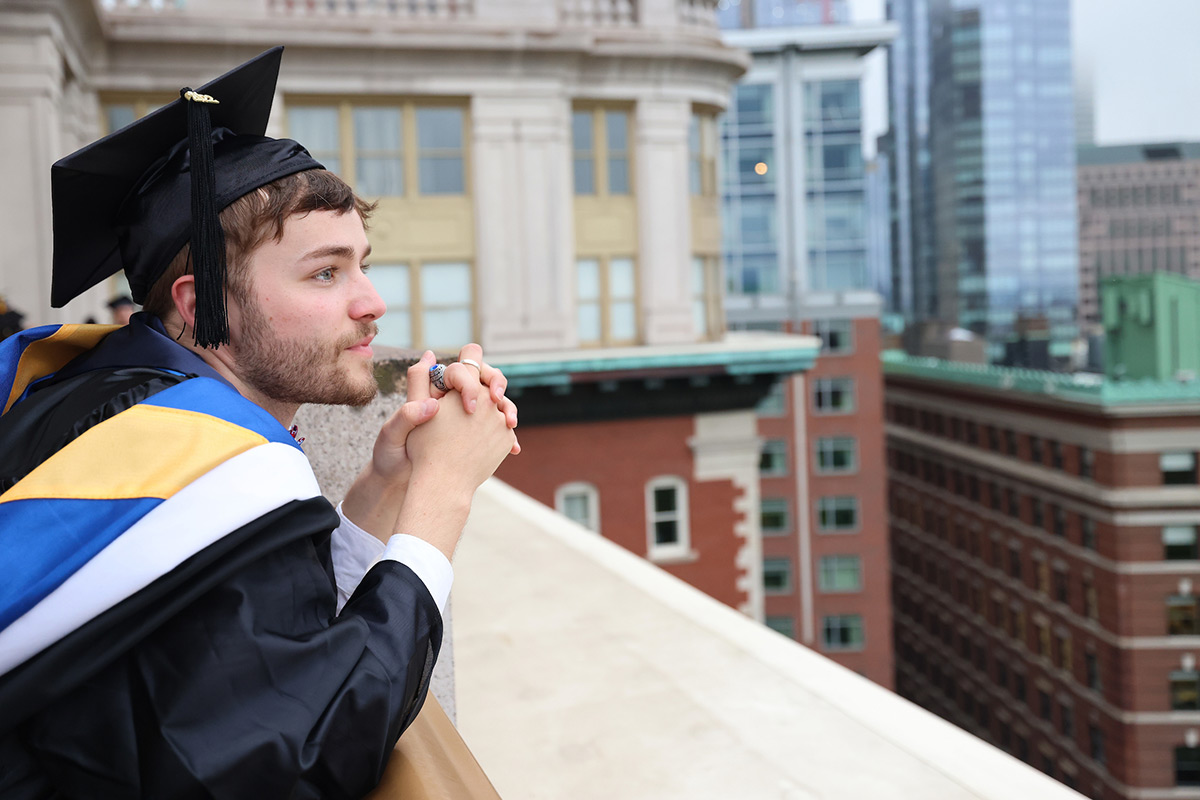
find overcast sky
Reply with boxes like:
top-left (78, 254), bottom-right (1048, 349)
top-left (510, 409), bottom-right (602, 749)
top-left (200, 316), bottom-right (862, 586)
top-left (1073, 0), bottom-right (1200, 145)
top-left (847, 0), bottom-right (1200, 154)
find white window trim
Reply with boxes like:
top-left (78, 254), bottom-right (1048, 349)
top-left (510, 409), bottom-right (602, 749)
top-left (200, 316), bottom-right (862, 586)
top-left (814, 318), bottom-right (855, 355)
top-left (818, 554), bottom-right (863, 593)
top-left (821, 613), bottom-right (866, 652)
top-left (812, 377), bottom-right (856, 415)
top-left (816, 495), bottom-right (860, 534)
top-left (763, 557), bottom-right (792, 595)
top-left (645, 475), bottom-right (694, 562)
top-left (760, 438), bottom-right (789, 477)
top-left (815, 436), bottom-right (858, 475)
top-left (554, 481), bottom-right (600, 534)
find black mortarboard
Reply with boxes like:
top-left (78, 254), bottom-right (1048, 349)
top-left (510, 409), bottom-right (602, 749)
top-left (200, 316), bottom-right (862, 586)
top-left (50, 46), bottom-right (322, 347)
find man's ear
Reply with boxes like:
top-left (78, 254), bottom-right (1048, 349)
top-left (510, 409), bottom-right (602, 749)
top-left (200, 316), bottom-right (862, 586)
top-left (170, 274), bottom-right (197, 330)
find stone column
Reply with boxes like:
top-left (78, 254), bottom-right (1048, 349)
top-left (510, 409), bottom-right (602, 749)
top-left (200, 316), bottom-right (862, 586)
top-left (471, 94), bottom-right (575, 354)
top-left (0, 26), bottom-right (62, 326)
top-left (689, 409), bottom-right (765, 622)
top-left (635, 98), bottom-right (695, 345)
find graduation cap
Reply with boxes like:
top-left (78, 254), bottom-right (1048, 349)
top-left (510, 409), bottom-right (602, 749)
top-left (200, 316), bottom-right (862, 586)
top-left (50, 46), bottom-right (322, 348)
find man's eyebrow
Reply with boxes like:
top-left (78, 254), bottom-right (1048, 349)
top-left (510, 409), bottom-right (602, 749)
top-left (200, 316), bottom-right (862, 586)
top-left (300, 243), bottom-right (372, 261)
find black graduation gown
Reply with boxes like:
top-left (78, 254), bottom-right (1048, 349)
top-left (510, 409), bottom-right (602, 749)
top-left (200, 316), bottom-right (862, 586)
top-left (0, 318), bottom-right (442, 799)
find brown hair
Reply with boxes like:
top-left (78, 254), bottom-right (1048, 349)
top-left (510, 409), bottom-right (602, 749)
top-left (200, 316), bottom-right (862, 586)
top-left (142, 169), bottom-right (376, 319)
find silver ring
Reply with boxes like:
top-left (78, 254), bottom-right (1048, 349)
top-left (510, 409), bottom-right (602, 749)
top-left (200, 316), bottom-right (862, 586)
top-left (429, 363), bottom-right (448, 391)
top-left (460, 358), bottom-right (482, 372)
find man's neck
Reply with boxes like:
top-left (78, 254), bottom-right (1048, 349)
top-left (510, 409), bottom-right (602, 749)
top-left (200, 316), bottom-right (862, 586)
top-left (163, 318), bottom-right (300, 429)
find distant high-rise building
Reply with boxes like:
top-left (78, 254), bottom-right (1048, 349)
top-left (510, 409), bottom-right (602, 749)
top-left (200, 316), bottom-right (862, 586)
top-left (719, 21), bottom-right (898, 687)
top-left (1077, 142), bottom-right (1200, 328)
top-left (887, 0), bottom-right (1079, 362)
top-left (885, 351), bottom-right (1200, 799)
top-left (717, 0), bottom-right (852, 30)
top-left (880, 0), bottom-right (934, 321)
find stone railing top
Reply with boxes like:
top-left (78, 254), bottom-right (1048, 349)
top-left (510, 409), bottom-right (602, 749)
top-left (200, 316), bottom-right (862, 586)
top-left (97, 0), bottom-right (725, 35)
top-left (451, 479), bottom-right (1087, 800)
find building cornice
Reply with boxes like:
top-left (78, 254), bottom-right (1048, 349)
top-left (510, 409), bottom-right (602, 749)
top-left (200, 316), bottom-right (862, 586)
top-left (721, 21), bottom-right (899, 56)
top-left (491, 332), bottom-right (819, 388)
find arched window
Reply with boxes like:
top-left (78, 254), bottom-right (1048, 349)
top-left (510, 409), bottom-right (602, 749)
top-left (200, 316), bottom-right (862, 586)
top-left (554, 482), bottom-right (600, 534)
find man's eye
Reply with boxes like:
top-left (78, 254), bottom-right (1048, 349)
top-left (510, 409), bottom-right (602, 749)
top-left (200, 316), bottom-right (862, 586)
top-left (316, 267), bottom-right (335, 281)
top-left (361, 263), bottom-right (372, 275)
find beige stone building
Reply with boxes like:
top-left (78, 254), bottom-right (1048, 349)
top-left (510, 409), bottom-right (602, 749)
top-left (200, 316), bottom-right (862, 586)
top-left (2, 0), bottom-right (741, 352)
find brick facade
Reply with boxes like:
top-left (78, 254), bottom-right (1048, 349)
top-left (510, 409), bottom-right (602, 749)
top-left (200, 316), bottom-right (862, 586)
top-left (496, 415), bottom-right (748, 610)
top-left (886, 372), bottom-right (1200, 799)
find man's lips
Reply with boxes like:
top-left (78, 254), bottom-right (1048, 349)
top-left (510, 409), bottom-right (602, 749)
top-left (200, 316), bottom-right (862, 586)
top-left (346, 334), bottom-right (375, 354)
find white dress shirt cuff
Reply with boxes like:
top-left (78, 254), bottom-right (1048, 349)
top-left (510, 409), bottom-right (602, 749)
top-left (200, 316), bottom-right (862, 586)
top-left (333, 503), bottom-right (454, 614)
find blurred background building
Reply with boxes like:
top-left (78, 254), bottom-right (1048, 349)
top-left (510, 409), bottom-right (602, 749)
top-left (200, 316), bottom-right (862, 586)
top-left (1077, 142), bottom-right (1200, 331)
top-left (716, 2), bottom-right (897, 686)
top-left (884, 272), bottom-right (1200, 797)
top-left (883, 0), bottom-right (1079, 365)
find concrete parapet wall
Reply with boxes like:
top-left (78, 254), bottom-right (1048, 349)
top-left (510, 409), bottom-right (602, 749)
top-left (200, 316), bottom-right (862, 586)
top-left (294, 349), bottom-right (460, 722)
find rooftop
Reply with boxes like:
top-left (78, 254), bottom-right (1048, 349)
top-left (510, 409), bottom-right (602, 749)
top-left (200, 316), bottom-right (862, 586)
top-left (450, 479), bottom-right (1084, 799)
top-left (1077, 141), bottom-right (1200, 166)
top-left (722, 20), bottom-right (899, 55)
top-left (490, 332), bottom-right (820, 389)
top-left (882, 350), bottom-right (1200, 410)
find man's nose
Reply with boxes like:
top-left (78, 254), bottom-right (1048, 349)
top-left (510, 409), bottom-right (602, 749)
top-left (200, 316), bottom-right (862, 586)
top-left (354, 272), bottom-right (387, 321)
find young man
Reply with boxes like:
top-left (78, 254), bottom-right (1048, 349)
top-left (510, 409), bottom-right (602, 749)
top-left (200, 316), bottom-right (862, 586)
top-left (0, 48), bottom-right (516, 798)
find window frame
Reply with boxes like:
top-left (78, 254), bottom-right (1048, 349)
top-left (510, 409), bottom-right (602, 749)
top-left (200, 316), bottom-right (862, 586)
top-left (763, 556), bottom-right (793, 595)
top-left (1162, 451), bottom-right (1198, 486)
top-left (821, 613), bottom-right (865, 652)
top-left (576, 255), bottom-right (640, 347)
top-left (812, 376), bottom-right (856, 415)
top-left (815, 436), bottom-right (857, 475)
top-left (572, 104), bottom-right (635, 197)
top-left (645, 475), bottom-right (691, 561)
top-left (816, 495), bottom-right (860, 533)
top-left (760, 497), bottom-right (791, 536)
top-left (285, 97), bottom-right (469, 199)
top-left (369, 260), bottom-right (476, 351)
top-left (689, 110), bottom-right (719, 197)
top-left (818, 554), bottom-right (863, 593)
top-left (1164, 525), bottom-right (1200, 561)
top-left (760, 439), bottom-right (790, 477)
top-left (813, 318), bottom-right (854, 355)
top-left (555, 481), bottom-right (601, 534)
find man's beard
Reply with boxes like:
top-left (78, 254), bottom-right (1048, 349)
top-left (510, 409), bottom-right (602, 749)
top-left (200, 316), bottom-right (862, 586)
top-left (235, 299), bottom-right (379, 408)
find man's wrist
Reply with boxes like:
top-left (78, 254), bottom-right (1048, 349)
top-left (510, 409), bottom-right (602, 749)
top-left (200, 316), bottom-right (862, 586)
top-left (342, 465), bottom-right (408, 544)
top-left (394, 476), bottom-right (474, 561)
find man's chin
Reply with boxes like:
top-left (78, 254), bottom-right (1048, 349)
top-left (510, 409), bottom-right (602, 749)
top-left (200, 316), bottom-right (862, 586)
top-left (338, 364), bottom-right (379, 407)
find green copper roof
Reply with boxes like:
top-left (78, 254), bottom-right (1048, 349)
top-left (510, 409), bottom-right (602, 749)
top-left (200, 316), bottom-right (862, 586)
top-left (882, 350), bottom-right (1200, 407)
top-left (492, 337), bottom-right (820, 388)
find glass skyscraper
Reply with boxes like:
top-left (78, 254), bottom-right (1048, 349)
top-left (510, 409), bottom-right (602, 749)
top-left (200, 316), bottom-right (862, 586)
top-left (720, 39), bottom-right (876, 310)
top-left (889, 0), bottom-right (1079, 360)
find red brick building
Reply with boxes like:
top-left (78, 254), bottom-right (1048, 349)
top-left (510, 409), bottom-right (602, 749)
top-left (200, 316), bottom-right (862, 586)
top-left (885, 352), bottom-right (1200, 799)
top-left (756, 314), bottom-right (892, 688)
top-left (494, 340), bottom-right (817, 621)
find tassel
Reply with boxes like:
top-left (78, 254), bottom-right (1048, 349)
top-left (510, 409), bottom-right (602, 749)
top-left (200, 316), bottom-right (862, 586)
top-left (181, 88), bottom-right (229, 349)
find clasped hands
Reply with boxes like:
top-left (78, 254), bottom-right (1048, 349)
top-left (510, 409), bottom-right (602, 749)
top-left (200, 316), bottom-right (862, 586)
top-left (376, 342), bottom-right (518, 488)
top-left (341, 343), bottom-right (518, 555)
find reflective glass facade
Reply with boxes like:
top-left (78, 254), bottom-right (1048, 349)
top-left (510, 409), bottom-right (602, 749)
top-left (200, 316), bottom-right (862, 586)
top-left (805, 79), bottom-right (869, 291)
top-left (722, 83), bottom-right (780, 295)
top-left (928, 0), bottom-right (1078, 358)
top-left (882, 0), bottom-right (934, 318)
top-left (721, 71), bottom-right (871, 304)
